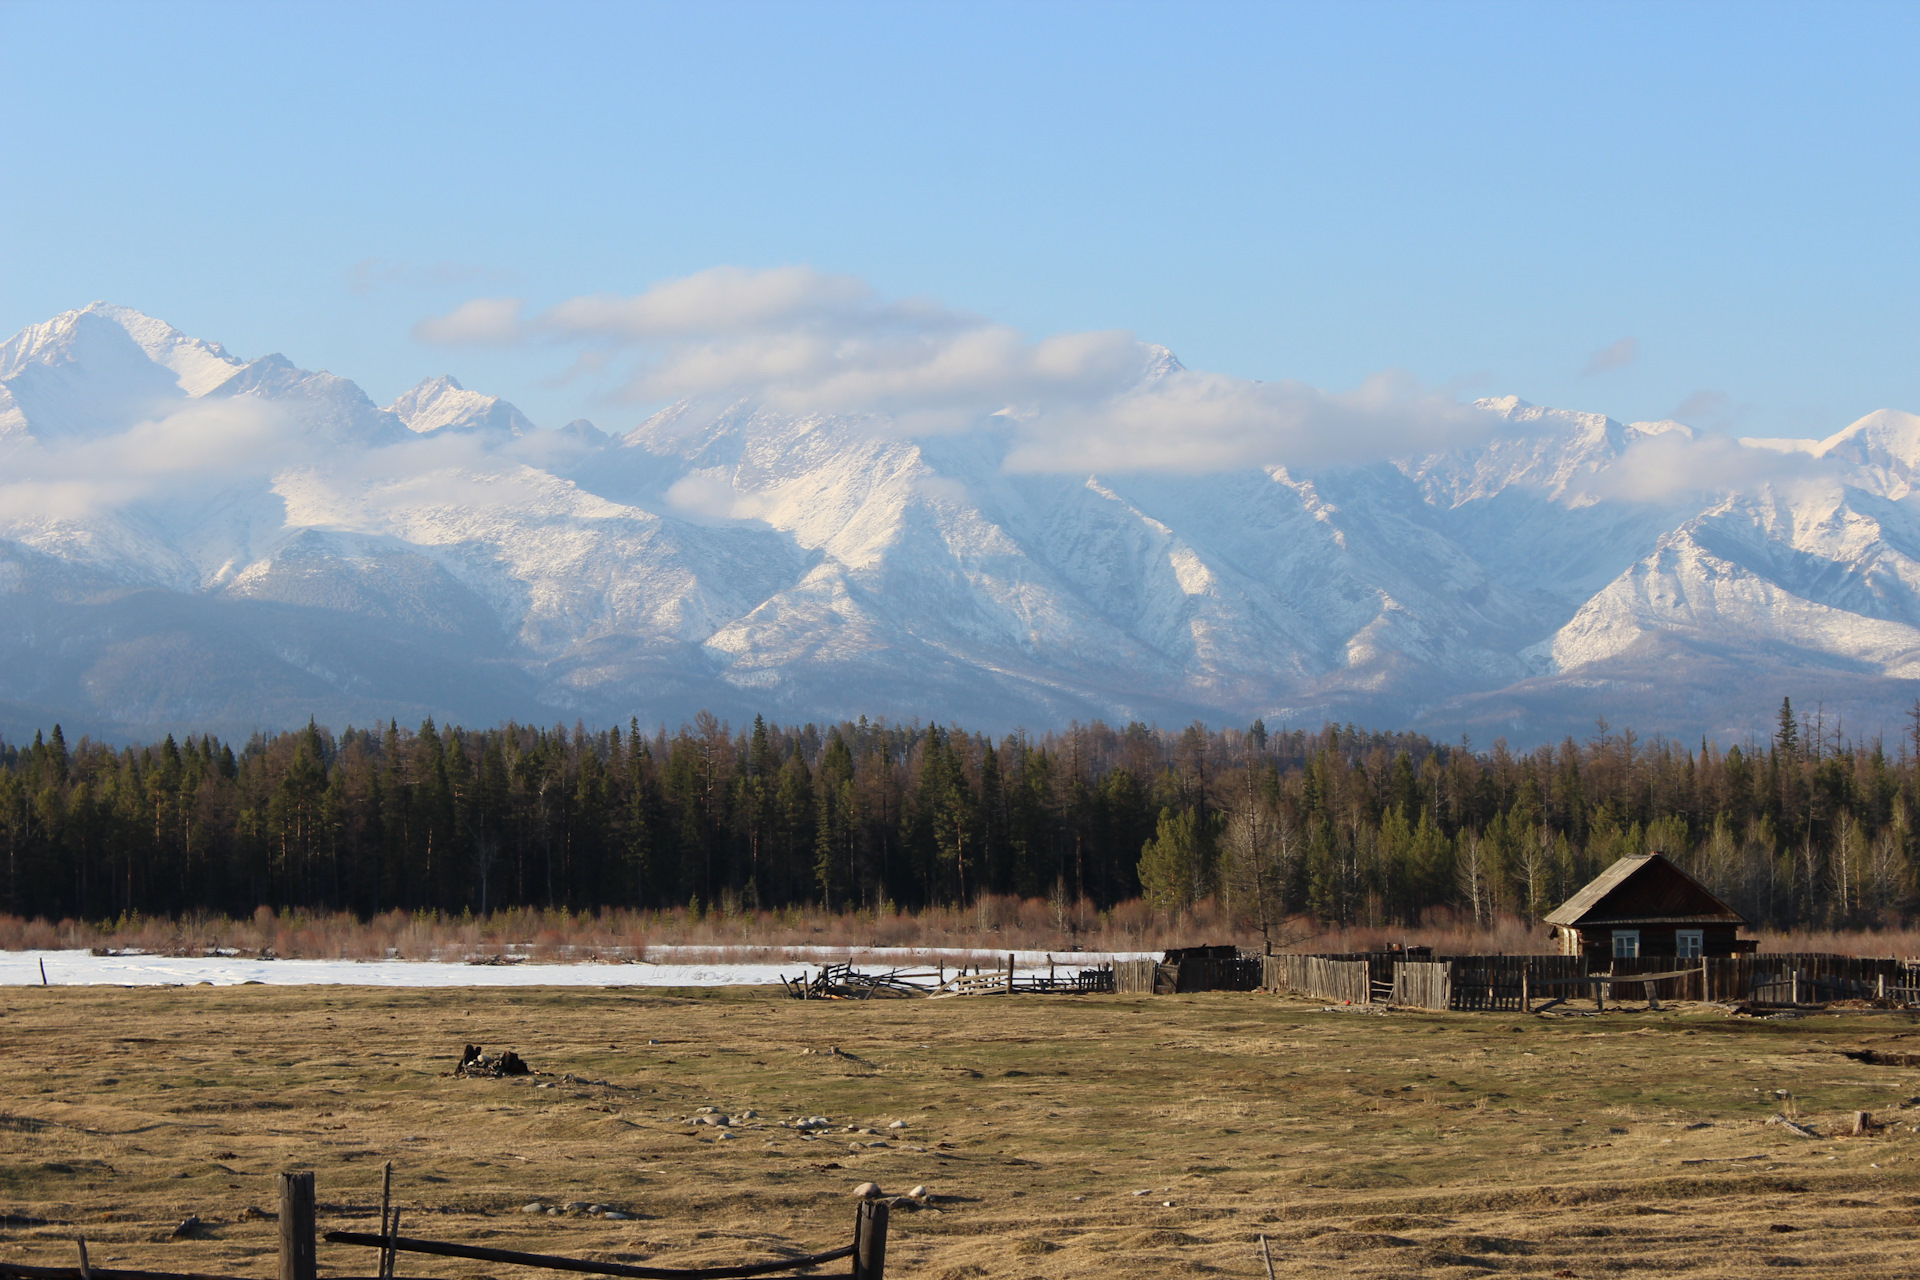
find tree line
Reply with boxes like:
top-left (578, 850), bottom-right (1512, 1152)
top-left (2, 698), bottom-right (1916, 936)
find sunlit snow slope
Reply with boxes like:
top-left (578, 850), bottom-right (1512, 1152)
top-left (2, 304), bottom-right (1915, 744)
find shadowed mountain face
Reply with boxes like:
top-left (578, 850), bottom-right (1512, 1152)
top-left (2, 303), bottom-right (1917, 745)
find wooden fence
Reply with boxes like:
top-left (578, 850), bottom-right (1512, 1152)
top-left (1448, 956), bottom-right (1590, 1011)
top-left (0, 1169), bottom-right (889, 1280)
top-left (1390, 961), bottom-right (1452, 1010)
top-left (1114, 956), bottom-right (1261, 994)
top-left (1113, 958), bottom-right (1158, 994)
top-left (1172, 955), bottom-right (1263, 992)
top-left (1263, 955), bottom-right (1371, 1004)
top-left (1263, 951), bottom-right (1920, 1011)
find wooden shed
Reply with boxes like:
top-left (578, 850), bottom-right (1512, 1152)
top-left (1543, 852), bottom-right (1754, 960)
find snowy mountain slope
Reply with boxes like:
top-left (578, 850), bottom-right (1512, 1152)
top-left (4, 302), bottom-right (1920, 744)
top-left (386, 375), bottom-right (537, 438)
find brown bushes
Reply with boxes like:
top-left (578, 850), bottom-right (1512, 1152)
top-left (3, 901), bottom-right (1913, 961)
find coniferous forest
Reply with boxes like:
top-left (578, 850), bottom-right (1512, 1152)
top-left (1, 699), bottom-right (1917, 935)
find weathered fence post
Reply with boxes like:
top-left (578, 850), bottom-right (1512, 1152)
top-left (852, 1198), bottom-right (889, 1280)
top-left (1521, 970), bottom-right (1529, 1014)
top-left (279, 1171), bottom-right (317, 1280)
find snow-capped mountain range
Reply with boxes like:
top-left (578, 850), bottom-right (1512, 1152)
top-left (2, 302), bottom-right (1916, 745)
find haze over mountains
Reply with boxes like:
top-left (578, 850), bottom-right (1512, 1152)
top-left (2, 302), bottom-right (1917, 746)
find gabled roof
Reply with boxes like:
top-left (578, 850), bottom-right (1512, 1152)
top-left (1543, 852), bottom-right (1748, 928)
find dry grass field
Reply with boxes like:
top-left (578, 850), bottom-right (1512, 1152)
top-left (8, 986), bottom-right (1920, 1279)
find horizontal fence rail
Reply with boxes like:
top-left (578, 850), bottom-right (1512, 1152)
top-left (1, 1171), bottom-right (890, 1280)
top-left (324, 1233), bottom-right (855, 1280)
top-left (0, 1267), bottom-right (260, 1280)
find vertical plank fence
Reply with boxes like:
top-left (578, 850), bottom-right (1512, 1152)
top-left (1390, 961), bottom-right (1452, 1010)
top-left (1263, 955), bottom-right (1371, 1003)
top-left (1113, 959), bottom-right (1157, 994)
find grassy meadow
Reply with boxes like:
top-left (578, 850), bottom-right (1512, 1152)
top-left (7, 985), bottom-right (1920, 1278)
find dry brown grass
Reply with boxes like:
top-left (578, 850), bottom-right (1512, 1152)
top-left (8, 986), bottom-right (1920, 1278)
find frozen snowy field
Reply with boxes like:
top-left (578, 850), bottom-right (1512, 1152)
top-left (1, 947), bottom-right (1154, 988)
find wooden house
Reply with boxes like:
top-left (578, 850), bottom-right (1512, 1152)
top-left (1543, 852), bottom-right (1754, 960)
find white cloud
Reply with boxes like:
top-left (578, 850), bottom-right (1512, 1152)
top-left (413, 297), bottom-right (526, 345)
top-left (1585, 427), bottom-right (1826, 503)
top-left (0, 398), bottom-right (294, 519)
top-left (416, 267), bottom-right (1511, 472)
top-left (1582, 336), bottom-right (1638, 376)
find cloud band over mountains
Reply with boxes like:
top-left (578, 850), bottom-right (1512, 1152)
top-left (414, 266), bottom-right (1507, 472)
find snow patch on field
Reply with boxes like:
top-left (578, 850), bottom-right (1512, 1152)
top-left (0, 947), bottom-right (1153, 988)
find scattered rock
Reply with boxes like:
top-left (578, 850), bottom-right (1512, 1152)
top-left (564, 1201), bottom-right (589, 1214)
top-left (853, 1182), bottom-right (883, 1199)
top-left (888, 1120), bottom-right (908, 1129)
top-left (456, 1045), bottom-right (532, 1078)
top-left (908, 1185), bottom-right (929, 1200)
top-left (172, 1215), bottom-right (202, 1238)
top-left (603, 1211), bottom-right (633, 1221)
top-left (239, 1206), bottom-right (271, 1222)
top-left (522, 1203), bottom-right (548, 1214)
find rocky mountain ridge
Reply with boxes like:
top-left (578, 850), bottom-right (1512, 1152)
top-left (1, 302), bottom-right (1914, 745)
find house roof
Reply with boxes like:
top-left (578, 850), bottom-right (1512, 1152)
top-left (1543, 852), bottom-right (1749, 928)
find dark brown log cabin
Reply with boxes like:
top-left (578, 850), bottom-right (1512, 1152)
top-left (1543, 852), bottom-right (1754, 960)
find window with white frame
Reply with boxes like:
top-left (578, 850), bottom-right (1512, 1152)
top-left (1676, 929), bottom-right (1703, 959)
top-left (1612, 929), bottom-right (1640, 959)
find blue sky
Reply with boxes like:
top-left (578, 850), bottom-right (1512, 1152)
top-left (2, 0), bottom-right (1916, 443)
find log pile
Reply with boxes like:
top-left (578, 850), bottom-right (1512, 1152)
top-left (782, 960), bottom-right (1115, 999)
top-left (782, 964), bottom-right (942, 1000)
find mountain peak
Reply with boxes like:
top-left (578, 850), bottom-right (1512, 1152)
top-left (0, 302), bottom-right (244, 397)
top-left (385, 375), bottom-right (534, 437)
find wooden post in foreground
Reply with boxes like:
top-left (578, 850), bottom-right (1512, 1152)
top-left (1520, 970), bottom-right (1529, 1014)
top-left (852, 1198), bottom-right (888, 1280)
top-left (279, 1171), bottom-right (317, 1280)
